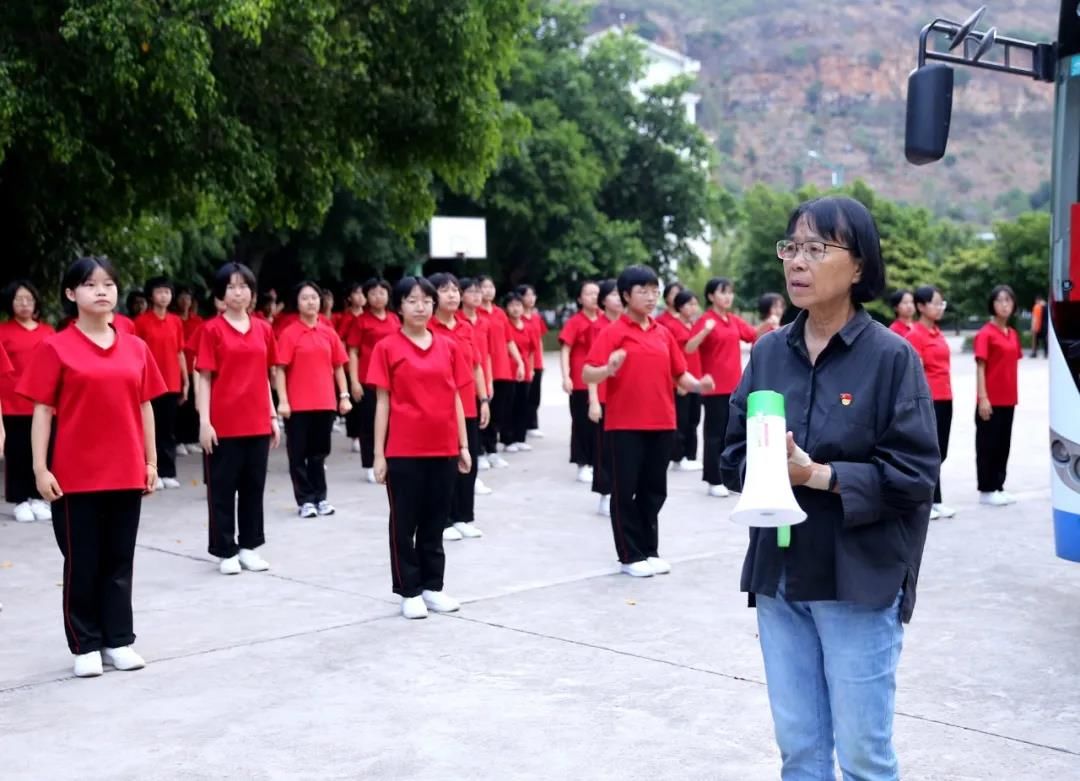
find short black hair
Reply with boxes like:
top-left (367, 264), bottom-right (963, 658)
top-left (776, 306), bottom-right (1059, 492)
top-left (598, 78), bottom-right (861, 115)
top-left (617, 265), bottom-right (659, 304)
top-left (988, 284), bottom-right (1017, 316)
top-left (888, 289), bottom-right (913, 311)
top-left (62, 257), bottom-right (119, 316)
top-left (913, 285), bottom-right (940, 308)
top-left (144, 276), bottom-right (173, 299)
top-left (704, 277), bottom-right (732, 300)
top-left (459, 276), bottom-right (480, 291)
top-left (391, 276), bottom-right (437, 314)
top-left (211, 262), bottom-right (257, 301)
top-left (290, 280), bottom-right (323, 311)
top-left (515, 284), bottom-right (535, 297)
top-left (504, 291), bottom-right (524, 307)
top-left (345, 281), bottom-right (364, 296)
top-left (757, 292), bottom-right (783, 319)
top-left (597, 279), bottom-right (618, 310)
top-left (429, 272), bottom-right (460, 292)
top-left (577, 279), bottom-right (599, 299)
top-left (664, 281), bottom-right (684, 303)
top-left (1, 279), bottom-right (42, 318)
top-left (475, 274), bottom-right (494, 286)
top-left (673, 289), bottom-right (698, 312)
top-left (125, 290), bottom-right (146, 314)
top-left (786, 196), bottom-right (886, 305)
top-left (362, 277), bottom-right (392, 297)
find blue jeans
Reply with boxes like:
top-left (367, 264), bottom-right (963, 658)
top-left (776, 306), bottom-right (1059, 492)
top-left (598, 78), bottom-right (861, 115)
top-left (755, 585), bottom-right (904, 781)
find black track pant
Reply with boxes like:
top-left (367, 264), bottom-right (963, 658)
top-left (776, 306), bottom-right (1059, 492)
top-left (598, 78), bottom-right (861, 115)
top-left (568, 389), bottom-right (597, 466)
top-left (205, 435), bottom-right (270, 558)
top-left (387, 456), bottom-right (457, 597)
top-left (345, 375), bottom-right (364, 439)
top-left (491, 379), bottom-right (517, 449)
top-left (152, 393), bottom-right (180, 478)
top-left (175, 396), bottom-right (200, 445)
top-left (592, 404), bottom-right (612, 496)
top-left (3, 414), bottom-right (40, 503)
top-left (609, 430), bottom-right (673, 564)
top-left (357, 384), bottom-right (377, 468)
top-left (975, 405), bottom-right (1014, 493)
top-left (285, 411), bottom-right (334, 506)
top-left (506, 380), bottom-right (531, 445)
top-left (449, 417), bottom-right (480, 525)
top-left (702, 394), bottom-right (732, 487)
top-left (933, 400), bottom-right (952, 504)
top-left (52, 490), bottom-right (142, 654)
top-left (673, 391), bottom-right (702, 463)
top-left (528, 368), bottom-right (543, 430)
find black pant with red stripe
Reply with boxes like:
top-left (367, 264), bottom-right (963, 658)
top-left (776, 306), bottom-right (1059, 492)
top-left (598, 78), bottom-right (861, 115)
top-left (933, 400), bottom-right (953, 504)
top-left (152, 392), bottom-right (180, 479)
top-left (609, 430), bottom-right (673, 564)
top-left (3, 414), bottom-right (41, 503)
top-left (702, 394), bottom-right (732, 487)
top-left (568, 389), bottom-right (597, 466)
top-left (51, 490), bottom-right (142, 654)
top-left (449, 417), bottom-right (480, 526)
top-left (387, 456), bottom-right (457, 597)
top-left (592, 404), bottom-right (612, 496)
top-left (975, 404), bottom-right (1014, 493)
top-left (285, 411), bottom-right (334, 507)
top-left (205, 435), bottom-right (270, 559)
top-left (528, 368), bottom-right (543, 430)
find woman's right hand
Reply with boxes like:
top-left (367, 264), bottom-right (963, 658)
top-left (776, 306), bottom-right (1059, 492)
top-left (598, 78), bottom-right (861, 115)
top-left (588, 401), bottom-right (603, 423)
top-left (977, 398), bottom-right (992, 421)
top-left (35, 470), bottom-right (62, 502)
top-left (351, 383), bottom-right (364, 403)
top-left (373, 455), bottom-right (388, 485)
top-left (277, 400), bottom-right (291, 420)
top-left (200, 421), bottom-right (219, 454)
top-left (562, 377), bottom-right (574, 394)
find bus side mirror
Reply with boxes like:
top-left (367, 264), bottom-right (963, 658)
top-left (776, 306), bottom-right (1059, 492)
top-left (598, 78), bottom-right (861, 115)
top-left (905, 64), bottom-right (954, 165)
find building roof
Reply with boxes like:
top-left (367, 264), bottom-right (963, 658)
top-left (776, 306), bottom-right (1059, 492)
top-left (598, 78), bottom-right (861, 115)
top-left (583, 25), bottom-right (701, 75)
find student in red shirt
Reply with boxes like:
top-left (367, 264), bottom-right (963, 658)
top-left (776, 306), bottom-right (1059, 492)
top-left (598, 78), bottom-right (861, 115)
top-left (112, 311), bottom-right (138, 335)
top-left (431, 273), bottom-right (491, 540)
top-left (18, 257), bottom-right (166, 678)
top-left (686, 277), bottom-right (757, 498)
top-left (336, 282), bottom-right (367, 445)
top-left (0, 280), bottom-right (54, 523)
top-left (888, 289), bottom-right (915, 336)
top-left (135, 277), bottom-right (189, 490)
top-left (196, 262), bottom-right (280, 576)
top-left (662, 289), bottom-right (705, 473)
top-left (504, 292), bottom-right (536, 453)
top-left (346, 278), bottom-right (399, 481)
top-left (477, 275), bottom-right (525, 467)
top-left (974, 284), bottom-right (1023, 507)
top-left (559, 280), bottom-right (601, 483)
top-left (587, 279), bottom-right (623, 517)
top-left (174, 286), bottom-right (204, 455)
top-left (517, 284), bottom-right (548, 438)
top-left (275, 282), bottom-right (352, 518)
top-left (458, 277), bottom-right (496, 488)
top-left (656, 282), bottom-right (683, 330)
top-left (908, 285), bottom-right (955, 520)
top-left (125, 290), bottom-right (148, 318)
top-left (756, 292), bottom-right (785, 336)
top-left (583, 265), bottom-right (714, 577)
top-left (369, 276), bottom-right (472, 619)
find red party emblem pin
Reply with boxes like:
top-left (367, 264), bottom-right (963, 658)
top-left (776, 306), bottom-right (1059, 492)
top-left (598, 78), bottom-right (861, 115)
top-left (840, 393), bottom-right (852, 406)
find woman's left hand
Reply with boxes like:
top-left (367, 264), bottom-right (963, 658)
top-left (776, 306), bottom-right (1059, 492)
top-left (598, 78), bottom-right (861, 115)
top-left (338, 397), bottom-right (353, 416)
top-left (786, 431), bottom-right (815, 486)
top-left (270, 418), bottom-right (281, 449)
top-left (145, 464), bottom-right (158, 494)
top-left (458, 447), bottom-right (472, 475)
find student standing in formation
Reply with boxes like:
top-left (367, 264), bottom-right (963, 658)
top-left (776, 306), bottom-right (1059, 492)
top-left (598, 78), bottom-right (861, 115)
top-left (588, 279), bottom-right (623, 516)
top-left (369, 276), bottom-right (473, 619)
top-left (319, 288), bottom-right (335, 327)
top-left (583, 265), bottom-right (714, 577)
top-left (908, 284), bottom-right (955, 520)
top-left (0, 280), bottom-right (54, 522)
top-left (974, 284), bottom-right (1023, 507)
top-left (518, 284), bottom-right (547, 439)
top-left (196, 262), bottom-right (279, 576)
top-left (174, 286), bottom-right (204, 456)
top-left (661, 289), bottom-right (705, 472)
top-left (477, 275), bottom-right (525, 468)
top-left (347, 279), bottom-right (399, 480)
top-left (336, 282), bottom-right (367, 451)
top-left (135, 277), bottom-right (189, 491)
top-left (275, 281), bottom-right (351, 518)
top-left (430, 273), bottom-right (490, 540)
top-left (19, 257), bottom-right (166, 677)
top-left (559, 280), bottom-right (601, 483)
top-left (888, 289), bottom-right (916, 336)
top-left (656, 282), bottom-right (683, 329)
top-left (125, 290), bottom-right (148, 319)
top-left (686, 277), bottom-right (757, 498)
top-left (756, 292), bottom-right (785, 336)
top-left (504, 292), bottom-right (536, 453)
top-left (458, 277), bottom-right (496, 491)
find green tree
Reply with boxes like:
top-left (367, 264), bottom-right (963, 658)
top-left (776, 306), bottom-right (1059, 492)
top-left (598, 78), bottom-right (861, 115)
top-left (730, 183), bottom-right (797, 307)
top-left (993, 211), bottom-right (1050, 309)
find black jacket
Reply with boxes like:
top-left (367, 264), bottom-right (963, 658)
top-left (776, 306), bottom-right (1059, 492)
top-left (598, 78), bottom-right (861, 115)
top-left (720, 308), bottom-right (939, 622)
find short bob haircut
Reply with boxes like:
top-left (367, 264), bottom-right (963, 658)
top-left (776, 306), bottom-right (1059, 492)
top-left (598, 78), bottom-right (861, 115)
top-left (290, 280), bottom-right (323, 311)
top-left (888, 289), bottom-right (913, 312)
top-left (459, 276), bottom-right (480, 292)
top-left (988, 284), bottom-right (1017, 316)
top-left (504, 291), bottom-right (524, 308)
top-left (428, 272), bottom-right (460, 293)
top-left (597, 279), bottom-right (619, 310)
top-left (913, 285), bottom-right (941, 309)
top-left (514, 283), bottom-right (536, 297)
top-left (391, 275), bottom-right (437, 314)
top-left (785, 195), bottom-right (886, 305)
top-left (2, 279), bottom-right (43, 318)
top-left (144, 275), bottom-right (174, 300)
top-left (704, 276), bottom-right (732, 300)
top-left (576, 279), bottom-right (600, 299)
top-left (664, 281), bottom-right (684, 303)
top-left (362, 277), bottom-right (392, 298)
top-left (616, 264), bottom-right (659, 304)
top-left (674, 289), bottom-right (698, 312)
top-left (211, 261), bottom-right (257, 301)
top-left (63, 257), bottom-right (120, 317)
top-left (757, 292), bottom-right (784, 319)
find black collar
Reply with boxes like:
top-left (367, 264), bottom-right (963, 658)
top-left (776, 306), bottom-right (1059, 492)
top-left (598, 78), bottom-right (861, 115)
top-left (786, 306), bottom-right (873, 352)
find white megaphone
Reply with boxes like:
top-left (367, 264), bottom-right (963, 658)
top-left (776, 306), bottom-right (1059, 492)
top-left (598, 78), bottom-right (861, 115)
top-left (730, 390), bottom-right (807, 541)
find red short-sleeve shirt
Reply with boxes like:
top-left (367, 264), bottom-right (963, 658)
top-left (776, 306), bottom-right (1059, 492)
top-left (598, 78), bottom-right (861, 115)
top-left (135, 311), bottom-right (186, 393)
top-left (508, 319), bottom-right (535, 382)
top-left (275, 320), bottom-right (348, 412)
top-left (367, 331), bottom-right (469, 457)
top-left (558, 311), bottom-right (599, 391)
top-left (524, 312), bottom-right (548, 370)
top-left (0, 321), bottom-right (55, 415)
top-left (889, 320), bottom-right (914, 337)
top-left (661, 316), bottom-right (703, 378)
top-left (459, 311), bottom-right (492, 388)
top-left (973, 321), bottom-right (1022, 406)
top-left (346, 311), bottom-right (401, 385)
top-left (689, 311), bottom-right (757, 395)
top-left (480, 306), bottom-right (513, 381)
top-left (431, 317), bottom-right (481, 418)
top-left (112, 313), bottom-right (137, 335)
top-left (196, 316), bottom-right (277, 438)
top-left (16, 327), bottom-right (166, 493)
top-left (586, 315), bottom-right (687, 431)
top-left (181, 314), bottom-right (204, 375)
top-left (906, 322), bottom-right (952, 401)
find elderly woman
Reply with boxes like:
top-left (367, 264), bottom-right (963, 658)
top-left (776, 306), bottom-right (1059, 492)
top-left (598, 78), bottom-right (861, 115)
top-left (721, 196), bottom-right (939, 781)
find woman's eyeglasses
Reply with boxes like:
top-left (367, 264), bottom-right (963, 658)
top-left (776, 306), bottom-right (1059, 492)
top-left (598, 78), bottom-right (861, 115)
top-left (776, 240), bottom-right (850, 263)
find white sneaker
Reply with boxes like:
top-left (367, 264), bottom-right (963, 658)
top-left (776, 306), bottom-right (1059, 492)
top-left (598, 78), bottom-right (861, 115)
top-left (73, 651), bottom-right (103, 678)
top-left (934, 503), bottom-right (957, 518)
top-left (576, 465), bottom-right (593, 483)
top-left (979, 491), bottom-right (1010, 507)
top-left (401, 596), bottom-right (428, 619)
top-left (103, 645), bottom-right (146, 671)
top-left (997, 491), bottom-right (1017, 505)
top-left (516, 442), bottom-right (533, 452)
top-left (154, 477), bottom-right (165, 491)
top-left (317, 500), bottom-right (335, 516)
top-left (421, 590), bottom-right (461, 613)
top-left (474, 478), bottom-right (493, 496)
top-left (620, 561), bottom-right (654, 578)
top-left (238, 548), bottom-right (270, 571)
top-left (929, 506), bottom-right (941, 521)
top-left (219, 556), bottom-right (242, 575)
top-left (477, 455), bottom-right (492, 471)
top-left (29, 499), bottom-right (52, 521)
top-left (365, 468), bottom-right (377, 484)
top-left (491, 454), bottom-right (510, 469)
top-left (443, 526), bottom-right (464, 541)
top-left (528, 429), bottom-right (545, 439)
top-left (162, 477), bottom-right (181, 489)
top-left (504, 443), bottom-right (521, 453)
top-left (298, 503), bottom-right (318, 518)
top-left (647, 557), bottom-right (671, 575)
top-left (708, 484), bottom-right (730, 498)
top-left (597, 495), bottom-right (610, 517)
top-left (351, 439), bottom-right (361, 453)
top-left (175, 443), bottom-right (189, 456)
top-left (13, 502), bottom-right (35, 523)
top-left (678, 459), bottom-right (704, 472)
top-left (454, 521), bottom-right (483, 539)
